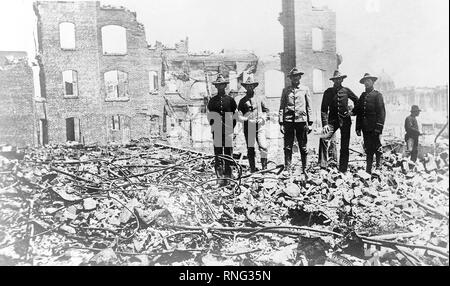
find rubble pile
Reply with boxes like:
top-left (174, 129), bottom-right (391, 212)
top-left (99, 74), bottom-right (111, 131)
top-left (0, 141), bottom-right (448, 266)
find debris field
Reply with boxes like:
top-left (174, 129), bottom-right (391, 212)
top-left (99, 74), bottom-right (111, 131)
top-left (0, 140), bottom-right (448, 266)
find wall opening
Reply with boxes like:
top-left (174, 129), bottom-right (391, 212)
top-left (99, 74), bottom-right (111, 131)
top-left (104, 70), bottom-right (128, 99)
top-left (264, 70), bottom-right (285, 98)
top-left (149, 71), bottom-right (159, 92)
top-left (59, 22), bottom-right (75, 50)
top-left (101, 25), bottom-right (127, 55)
top-left (312, 28), bottom-right (323, 51)
top-left (39, 119), bottom-right (48, 145)
top-left (313, 69), bottom-right (324, 93)
top-left (62, 70), bottom-right (78, 97)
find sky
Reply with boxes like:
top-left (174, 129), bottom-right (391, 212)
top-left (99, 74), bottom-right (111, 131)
top-left (0, 0), bottom-right (448, 89)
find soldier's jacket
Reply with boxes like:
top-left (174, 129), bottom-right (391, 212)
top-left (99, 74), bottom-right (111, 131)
top-left (355, 89), bottom-right (386, 133)
top-left (238, 95), bottom-right (269, 122)
top-left (279, 85), bottom-right (313, 125)
top-left (321, 86), bottom-right (358, 127)
top-left (405, 115), bottom-right (420, 139)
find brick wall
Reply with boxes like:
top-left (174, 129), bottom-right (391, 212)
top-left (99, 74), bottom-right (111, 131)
top-left (0, 60), bottom-right (36, 147)
top-left (34, 1), bottom-right (164, 145)
top-left (281, 0), bottom-right (337, 126)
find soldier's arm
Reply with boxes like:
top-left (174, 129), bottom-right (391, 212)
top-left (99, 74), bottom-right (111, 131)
top-left (305, 87), bottom-right (313, 126)
top-left (375, 93), bottom-right (386, 134)
top-left (347, 88), bottom-right (359, 103)
top-left (261, 99), bottom-right (270, 113)
top-left (231, 98), bottom-right (238, 128)
top-left (321, 89), bottom-right (330, 126)
top-left (279, 89), bottom-right (287, 125)
top-left (405, 117), bottom-right (420, 136)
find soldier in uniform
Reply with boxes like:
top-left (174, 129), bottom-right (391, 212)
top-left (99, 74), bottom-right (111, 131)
top-left (404, 105), bottom-right (423, 162)
top-left (238, 75), bottom-right (270, 173)
top-left (207, 73), bottom-right (237, 184)
top-left (355, 73), bottom-right (386, 174)
top-left (319, 70), bottom-right (359, 173)
top-left (279, 67), bottom-right (313, 174)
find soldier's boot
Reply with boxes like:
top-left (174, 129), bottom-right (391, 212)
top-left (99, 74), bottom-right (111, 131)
top-left (284, 151), bottom-right (292, 171)
top-left (248, 156), bottom-right (257, 173)
top-left (375, 151), bottom-right (382, 170)
top-left (261, 158), bottom-right (268, 170)
top-left (366, 154), bottom-right (374, 174)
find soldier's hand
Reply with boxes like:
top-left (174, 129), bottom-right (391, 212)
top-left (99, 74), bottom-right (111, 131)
top-left (280, 125), bottom-right (285, 134)
top-left (323, 125), bottom-right (330, 134)
top-left (307, 126), bottom-right (313, 134)
top-left (356, 130), bottom-right (362, 136)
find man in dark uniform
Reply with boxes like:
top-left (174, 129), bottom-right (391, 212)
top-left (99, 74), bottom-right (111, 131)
top-left (355, 73), bottom-right (386, 174)
top-left (319, 70), bottom-right (359, 173)
top-left (404, 105), bottom-right (423, 162)
top-left (238, 75), bottom-right (270, 173)
top-left (279, 67), bottom-right (313, 174)
top-left (207, 73), bottom-right (237, 184)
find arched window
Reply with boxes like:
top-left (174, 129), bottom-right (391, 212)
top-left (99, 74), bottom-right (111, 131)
top-left (264, 70), bottom-right (284, 98)
top-left (59, 22), bottom-right (75, 50)
top-left (149, 71), bottom-right (159, 92)
top-left (62, 70), bottom-right (78, 97)
top-left (191, 81), bottom-right (208, 99)
top-left (312, 28), bottom-right (323, 51)
top-left (313, 69), bottom-right (324, 93)
top-left (104, 70), bottom-right (128, 98)
top-left (101, 25), bottom-right (127, 55)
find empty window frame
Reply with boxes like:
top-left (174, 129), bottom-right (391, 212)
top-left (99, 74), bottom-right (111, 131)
top-left (104, 70), bottom-right (128, 99)
top-left (62, 70), bottom-right (78, 97)
top-left (313, 69), bottom-right (324, 93)
top-left (112, 115), bottom-right (121, 130)
top-left (101, 25), bottom-right (127, 55)
top-left (59, 22), bottom-right (75, 50)
top-left (149, 71), bottom-right (159, 92)
top-left (312, 27), bottom-right (324, 51)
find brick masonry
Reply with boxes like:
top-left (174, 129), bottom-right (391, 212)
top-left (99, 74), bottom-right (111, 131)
top-left (280, 0), bottom-right (338, 126)
top-left (34, 1), bottom-right (164, 145)
top-left (0, 58), bottom-right (36, 147)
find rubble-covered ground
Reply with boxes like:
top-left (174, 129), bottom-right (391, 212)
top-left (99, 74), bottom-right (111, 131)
top-left (0, 139), bottom-right (448, 266)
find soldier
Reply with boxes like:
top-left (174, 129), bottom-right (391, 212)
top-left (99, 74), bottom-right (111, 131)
top-left (404, 105), bottom-right (423, 162)
top-left (319, 70), bottom-right (359, 173)
top-left (279, 67), bottom-right (313, 174)
top-left (355, 73), bottom-right (386, 174)
top-left (207, 73), bottom-right (237, 185)
top-left (238, 75), bottom-right (270, 173)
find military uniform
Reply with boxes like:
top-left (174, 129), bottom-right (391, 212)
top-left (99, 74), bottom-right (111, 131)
top-left (207, 74), bottom-right (237, 180)
top-left (355, 88), bottom-right (386, 173)
top-left (319, 85), bottom-right (358, 172)
top-left (279, 83), bottom-right (313, 171)
top-left (238, 93), bottom-right (269, 172)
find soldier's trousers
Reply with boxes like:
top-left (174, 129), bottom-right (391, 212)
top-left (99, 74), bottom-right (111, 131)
top-left (363, 131), bottom-right (383, 174)
top-left (283, 122), bottom-right (308, 171)
top-left (244, 122), bottom-right (268, 172)
top-left (406, 136), bottom-right (419, 162)
top-left (212, 131), bottom-right (233, 178)
top-left (319, 120), bottom-right (351, 172)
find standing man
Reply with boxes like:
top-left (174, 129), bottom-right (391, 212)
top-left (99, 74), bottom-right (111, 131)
top-left (207, 73), bottom-right (237, 184)
top-left (279, 67), bottom-right (313, 173)
top-left (404, 105), bottom-right (423, 162)
top-left (319, 70), bottom-right (359, 173)
top-left (238, 75), bottom-right (270, 173)
top-left (355, 73), bottom-right (386, 174)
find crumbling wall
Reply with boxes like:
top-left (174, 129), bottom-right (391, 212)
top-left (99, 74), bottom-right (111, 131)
top-left (0, 60), bottom-right (36, 147)
top-left (34, 1), bottom-right (163, 145)
top-left (280, 0), bottom-right (337, 125)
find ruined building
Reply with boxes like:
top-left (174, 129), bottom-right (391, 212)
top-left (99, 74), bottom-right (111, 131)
top-left (33, 1), bottom-right (163, 145)
top-left (279, 0), bottom-right (338, 124)
top-left (0, 52), bottom-right (36, 147)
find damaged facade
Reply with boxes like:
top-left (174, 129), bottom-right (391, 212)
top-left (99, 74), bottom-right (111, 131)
top-left (279, 0), bottom-right (338, 124)
top-left (33, 1), bottom-right (163, 145)
top-left (0, 52), bottom-right (36, 147)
